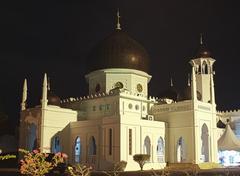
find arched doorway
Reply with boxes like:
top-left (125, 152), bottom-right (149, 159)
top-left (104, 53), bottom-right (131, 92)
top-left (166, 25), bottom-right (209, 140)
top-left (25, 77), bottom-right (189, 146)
top-left (201, 124), bottom-right (209, 162)
top-left (74, 137), bottom-right (81, 163)
top-left (144, 136), bottom-right (151, 156)
top-left (176, 137), bottom-right (185, 162)
top-left (157, 137), bottom-right (164, 162)
top-left (88, 136), bottom-right (96, 164)
top-left (28, 123), bottom-right (37, 151)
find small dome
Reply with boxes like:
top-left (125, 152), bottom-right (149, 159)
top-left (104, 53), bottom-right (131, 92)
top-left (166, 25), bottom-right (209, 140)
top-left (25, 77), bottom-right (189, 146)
top-left (217, 120), bottom-right (226, 129)
top-left (48, 91), bottom-right (61, 106)
top-left (196, 45), bottom-right (211, 58)
top-left (86, 30), bottom-right (149, 73)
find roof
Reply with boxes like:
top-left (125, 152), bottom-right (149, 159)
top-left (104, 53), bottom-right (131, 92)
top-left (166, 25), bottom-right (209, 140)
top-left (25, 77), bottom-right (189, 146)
top-left (86, 30), bottom-right (149, 73)
top-left (218, 124), bottom-right (240, 151)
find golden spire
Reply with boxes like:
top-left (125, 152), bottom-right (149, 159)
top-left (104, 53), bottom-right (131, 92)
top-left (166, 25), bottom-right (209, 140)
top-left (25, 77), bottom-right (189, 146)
top-left (116, 9), bottom-right (121, 30)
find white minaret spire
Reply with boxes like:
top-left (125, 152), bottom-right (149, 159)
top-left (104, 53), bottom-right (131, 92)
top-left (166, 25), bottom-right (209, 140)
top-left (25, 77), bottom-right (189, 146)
top-left (21, 78), bottom-right (27, 111)
top-left (41, 73), bottom-right (48, 108)
top-left (116, 9), bottom-right (121, 30)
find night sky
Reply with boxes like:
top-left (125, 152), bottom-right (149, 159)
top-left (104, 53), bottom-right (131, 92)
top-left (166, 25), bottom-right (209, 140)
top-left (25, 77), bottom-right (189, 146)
top-left (0, 1), bottom-right (240, 129)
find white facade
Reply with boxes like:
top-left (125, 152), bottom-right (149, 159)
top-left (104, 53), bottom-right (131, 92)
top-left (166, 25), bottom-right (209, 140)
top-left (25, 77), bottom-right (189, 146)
top-left (18, 29), bottom-right (235, 171)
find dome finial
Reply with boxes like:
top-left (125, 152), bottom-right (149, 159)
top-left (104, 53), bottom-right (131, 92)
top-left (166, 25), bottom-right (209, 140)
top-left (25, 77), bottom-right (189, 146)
top-left (116, 9), bottom-right (121, 30)
top-left (170, 77), bottom-right (173, 87)
top-left (200, 33), bottom-right (203, 45)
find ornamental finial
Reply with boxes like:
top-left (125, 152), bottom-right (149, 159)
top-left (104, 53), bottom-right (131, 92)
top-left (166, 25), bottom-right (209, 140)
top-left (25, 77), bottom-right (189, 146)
top-left (200, 33), bottom-right (203, 45)
top-left (170, 77), bottom-right (173, 87)
top-left (116, 9), bottom-right (121, 30)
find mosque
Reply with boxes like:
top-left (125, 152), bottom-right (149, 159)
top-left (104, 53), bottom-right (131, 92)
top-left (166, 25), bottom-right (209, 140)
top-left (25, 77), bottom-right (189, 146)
top-left (19, 12), bottom-right (240, 170)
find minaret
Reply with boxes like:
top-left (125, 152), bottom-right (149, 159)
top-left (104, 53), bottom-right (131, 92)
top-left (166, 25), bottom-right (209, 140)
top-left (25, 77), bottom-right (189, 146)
top-left (21, 78), bottom-right (27, 111)
top-left (41, 73), bottom-right (48, 108)
top-left (189, 34), bottom-right (215, 103)
top-left (116, 9), bottom-right (121, 30)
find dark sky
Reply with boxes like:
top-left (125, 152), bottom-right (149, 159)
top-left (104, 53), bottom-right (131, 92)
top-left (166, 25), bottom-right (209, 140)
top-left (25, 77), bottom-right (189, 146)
top-left (0, 0), bottom-right (240, 128)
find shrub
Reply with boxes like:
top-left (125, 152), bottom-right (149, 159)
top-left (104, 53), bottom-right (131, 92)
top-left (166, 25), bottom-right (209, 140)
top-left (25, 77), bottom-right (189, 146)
top-left (67, 163), bottom-right (92, 176)
top-left (102, 160), bottom-right (127, 176)
top-left (133, 154), bottom-right (150, 171)
top-left (19, 149), bottom-right (67, 176)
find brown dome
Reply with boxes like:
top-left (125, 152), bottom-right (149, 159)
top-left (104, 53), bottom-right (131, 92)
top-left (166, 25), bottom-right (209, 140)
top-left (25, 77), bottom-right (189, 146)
top-left (196, 45), bottom-right (211, 58)
top-left (47, 91), bottom-right (61, 106)
top-left (87, 30), bottom-right (149, 73)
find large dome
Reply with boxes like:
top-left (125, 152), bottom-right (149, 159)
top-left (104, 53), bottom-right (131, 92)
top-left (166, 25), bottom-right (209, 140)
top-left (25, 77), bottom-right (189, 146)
top-left (86, 30), bottom-right (150, 73)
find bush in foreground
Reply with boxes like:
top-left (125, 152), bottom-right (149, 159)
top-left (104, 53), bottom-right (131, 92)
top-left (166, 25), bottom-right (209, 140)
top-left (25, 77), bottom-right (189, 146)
top-left (133, 154), bottom-right (150, 171)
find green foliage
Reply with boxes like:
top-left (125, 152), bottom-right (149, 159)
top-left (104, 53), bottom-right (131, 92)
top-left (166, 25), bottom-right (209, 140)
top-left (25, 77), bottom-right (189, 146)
top-left (67, 164), bottom-right (92, 176)
top-left (0, 154), bottom-right (16, 160)
top-left (133, 154), bottom-right (150, 171)
top-left (19, 148), bottom-right (67, 176)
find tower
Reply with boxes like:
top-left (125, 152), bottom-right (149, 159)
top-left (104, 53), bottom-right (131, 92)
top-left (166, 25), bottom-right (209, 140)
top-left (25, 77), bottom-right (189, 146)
top-left (21, 78), bottom-right (27, 111)
top-left (189, 35), bottom-right (218, 163)
top-left (189, 34), bottom-right (216, 104)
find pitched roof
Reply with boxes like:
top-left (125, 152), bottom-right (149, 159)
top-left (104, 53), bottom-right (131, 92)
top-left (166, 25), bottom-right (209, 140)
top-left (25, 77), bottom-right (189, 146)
top-left (218, 124), bottom-right (240, 151)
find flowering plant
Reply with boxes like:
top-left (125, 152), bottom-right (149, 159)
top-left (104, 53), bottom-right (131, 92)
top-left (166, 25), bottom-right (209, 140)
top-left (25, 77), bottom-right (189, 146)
top-left (19, 148), bottom-right (68, 176)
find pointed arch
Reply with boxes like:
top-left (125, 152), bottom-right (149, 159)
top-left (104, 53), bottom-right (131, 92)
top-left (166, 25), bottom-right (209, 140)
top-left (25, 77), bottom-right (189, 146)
top-left (157, 137), bottom-right (165, 162)
top-left (202, 61), bottom-right (208, 74)
top-left (89, 136), bottom-right (96, 155)
top-left (176, 137), bottom-right (186, 162)
top-left (52, 136), bottom-right (60, 153)
top-left (74, 136), bottom-right (81, 163)
top-left (28, 123), bottom-right (37, 151)
top-left (144, 136), bottom-right (151, 156)
top-left (201, 123), bottom-right (209, 162)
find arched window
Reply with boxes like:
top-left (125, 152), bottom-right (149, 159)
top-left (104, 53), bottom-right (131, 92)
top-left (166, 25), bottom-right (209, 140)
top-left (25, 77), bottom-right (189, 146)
top-left (28, 123), bottom-right (37, 151)
top-left (89, 136), bottom-right (96, 155)
top-left (201, 124), bottom-right (209, 162)
top-left (202, 61), bottom-right (208, 74)
top-left (144, 136), bottom-right (151, 156)
top-left (176, 137), bottom-right (186, 162)
top-left (52, 136), bottom-right (60, 153)
top-left (74, 137), bottom-right (81, 163)
top-left (198, 65), bottom-right (201, 74)
top-left (157, 137), bottom-right (165, 162)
